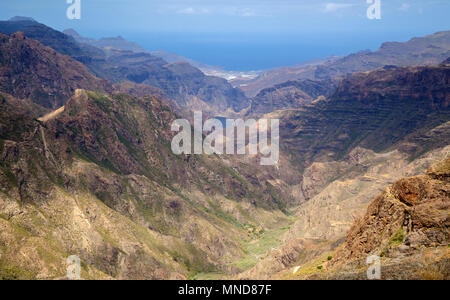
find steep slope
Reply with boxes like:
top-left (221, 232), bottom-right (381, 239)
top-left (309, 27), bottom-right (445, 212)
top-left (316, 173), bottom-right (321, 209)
top-left (0, 32), bottom-right (111, 109)
top-left (284, 158), bottom-right (450, 280)
top-left (326, 158), bottom-right (450, 280)
top-left (276, 62), bottom-right (449, 243)
top-left (0, 89), bottom-right (292, 279)
top-left (241, 31), bottom-right (450, 98)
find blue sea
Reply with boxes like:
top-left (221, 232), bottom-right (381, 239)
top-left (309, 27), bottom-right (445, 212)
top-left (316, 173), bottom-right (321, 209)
top-left (122, 31), bottom-right (416, 71)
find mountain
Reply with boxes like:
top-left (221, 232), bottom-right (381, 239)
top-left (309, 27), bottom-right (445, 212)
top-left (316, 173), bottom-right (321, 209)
top-left (0, 32), bottom-right (111, 109)
top-left (277, 62), bottom-right (450, 168)
top-left (64, 29), bottom-right (147, 53)
top-left (240, 31), bottom-right (450, 98)
top-left (0, 88), bottom-right (294, 279)
top-left (0, 18), bottom-right (101, 60)
top-left (246, 79), bottom-right (338, 116)
top-left (232, 61), bottom-right (450, 280)
top-left (93, 51), bottom-right (249, 114)
top-left (64, 29), bottom-right (208, 70)
top-left (0, 20), bottom-right (250, 115)
top-left (1, 17), bottom-right (449, 280)
top-left (150, 49), bottom-right (212, 70)
top-left (63, 29), bottom-right (250, 114)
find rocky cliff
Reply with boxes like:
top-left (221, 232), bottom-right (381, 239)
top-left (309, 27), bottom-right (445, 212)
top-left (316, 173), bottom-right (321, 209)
top-left (321, 158), bottom-right (449, 280)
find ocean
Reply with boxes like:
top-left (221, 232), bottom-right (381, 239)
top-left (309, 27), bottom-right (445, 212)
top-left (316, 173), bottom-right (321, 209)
top-left (124, 31), bottom-right (415, 71)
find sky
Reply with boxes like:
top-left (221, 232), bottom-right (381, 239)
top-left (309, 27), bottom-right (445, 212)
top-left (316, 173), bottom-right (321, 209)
top-left (1, 0), bottom-right (449, 70)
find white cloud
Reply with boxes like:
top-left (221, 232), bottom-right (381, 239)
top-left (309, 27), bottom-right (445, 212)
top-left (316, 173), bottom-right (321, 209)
top-left (324, 2), bottom-right (354, 13)
top-left (399, 3), bottom-right (411, 11)
top-left (177, 7), bottom-right (211, 15)
top-left (226, 7), bottom-right (259, 17)
top-left (239, 8), bottom-right (257, 17)
top-left (176, 6), bottom-right (260, 17)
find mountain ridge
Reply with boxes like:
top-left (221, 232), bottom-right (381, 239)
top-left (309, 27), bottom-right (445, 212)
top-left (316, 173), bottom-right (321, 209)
top-left (240, 31), bottom-right (450, 98)
top-left (0, 19), bottom-right (250, 116)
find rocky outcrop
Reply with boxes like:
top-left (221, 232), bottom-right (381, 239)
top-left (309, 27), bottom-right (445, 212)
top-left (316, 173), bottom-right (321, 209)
top-left (318, 158), bottom-right (450, 280)
top-left (335, 159), bottom-right (449, 263)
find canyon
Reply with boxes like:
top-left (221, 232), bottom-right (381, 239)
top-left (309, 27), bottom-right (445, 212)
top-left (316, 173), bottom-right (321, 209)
top-left (0, 16), bottom-right (448, 280)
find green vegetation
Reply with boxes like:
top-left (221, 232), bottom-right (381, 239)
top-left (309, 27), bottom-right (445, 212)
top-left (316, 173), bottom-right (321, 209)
top-left (3, 169), bottom-right (18, 187)
top-left (0, 264), bottom-right (36, 280)
top-left (204, 197), bottom-right (243, 229)
top-left (233, 226), bottom-right (290, 271)
top-left (287, 251), bottom-right (334, 279)
top-left (390, 228), bottom-right (405, 245)
top-left (190, 272), bottom-right (225, 280)
top-left (87, 91), bottom-right (112, 111)
top-left (380, 228), bottom-right (405, 257)
top-left (169, 243), bottom-right (217, 278)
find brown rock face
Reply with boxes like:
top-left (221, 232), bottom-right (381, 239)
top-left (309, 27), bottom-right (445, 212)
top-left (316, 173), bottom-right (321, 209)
top-left (333, 65), bottom-right (450, 108)
top-left (0, 32), bottom-right (111, 109)
top-left (331, 159), bottom-right (450, 279)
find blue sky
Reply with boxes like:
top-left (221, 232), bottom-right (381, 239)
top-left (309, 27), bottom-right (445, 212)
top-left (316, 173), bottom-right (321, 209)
top-left (1, 0), bottom-right (449, 70)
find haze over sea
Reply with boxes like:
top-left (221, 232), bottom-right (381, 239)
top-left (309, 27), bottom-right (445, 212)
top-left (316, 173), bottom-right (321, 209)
top-left (123, 30), bottom-right (432, 71)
